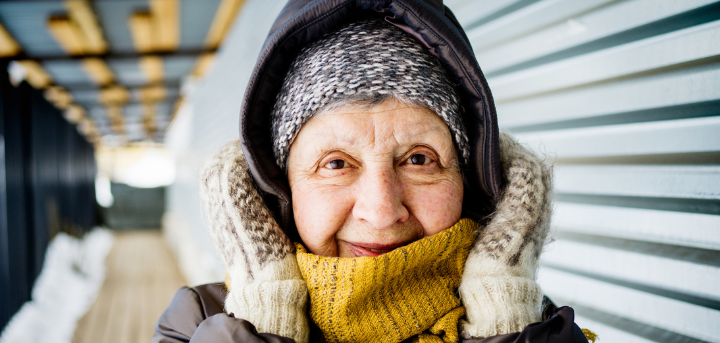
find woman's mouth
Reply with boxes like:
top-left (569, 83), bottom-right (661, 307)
top-left (345, 242), bottom-right (409, 257)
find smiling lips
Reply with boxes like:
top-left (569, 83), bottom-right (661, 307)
top-left (346, 241), bottom-right (409, 257)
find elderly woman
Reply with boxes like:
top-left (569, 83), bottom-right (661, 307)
top-left (154, 1), bottom-right (592, 342)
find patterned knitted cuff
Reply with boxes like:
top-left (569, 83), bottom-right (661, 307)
top-left (458, 276), bottom-right (543, 339)
top-left (225, 278), bottom-right (309, 343)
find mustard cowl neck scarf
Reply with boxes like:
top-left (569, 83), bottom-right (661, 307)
top-left (296, 218), bottom-right (478, 343)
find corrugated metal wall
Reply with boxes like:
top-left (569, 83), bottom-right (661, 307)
top-left (444, 0), bottom-right (720, 341)
top-left (163, 0), bottom-right (287, 285)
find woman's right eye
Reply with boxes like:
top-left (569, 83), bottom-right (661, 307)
top-left (324, 159), bottom-right (346, 169)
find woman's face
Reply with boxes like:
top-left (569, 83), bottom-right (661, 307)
top-left (287, 99), bottom-right (464, 257)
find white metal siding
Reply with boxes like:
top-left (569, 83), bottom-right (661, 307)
top-left (164, 0), bottom-right (287, 285)
top-left (445, 0), bottom-right (720, 341)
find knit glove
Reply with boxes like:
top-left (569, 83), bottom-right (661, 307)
top-left (459, 133), bottom-right (553, 339)
top-left (200, 140), bottom-right (309, 343)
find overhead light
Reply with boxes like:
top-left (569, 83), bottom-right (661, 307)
top-left (204, 0), bottom-right (245, 49)
top-left (0, 22), bottom-right (21, 57)
top-left (150, 0), bottom-right (179, 51)
top-left (65, 0), bottom-right (107, 54)
top-left (15, 60), bottom-right (53, 89)
top-left (128, 11), bottom-right (153, 53)
top-left (47, 15), bottom-right (85, 55)
top-left (99, 86), bottom-right (130, 106)
top-left (139, 56), bottom-right (164, 83)
top-left (81, 58), bottom-right (114, 85)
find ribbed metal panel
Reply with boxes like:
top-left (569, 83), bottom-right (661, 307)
top-left (43, 60), bottom-right (95, 85)
top-left (164, 0), bottom-right (288, 285)
top-left (179, 0), bottom-right (224, 49)
top-left (164, 56), bottom-right (196, 80)
top-left (445, 0), bottom-right (720, 341)
top-left (107, 59), bottom-right (147, 87)
top-left (93, 0), bottom-right (150, 54)
top-left (0, 2), bottom-right (67, 56)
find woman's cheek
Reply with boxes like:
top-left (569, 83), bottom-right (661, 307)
top-left (293, 182), bottom-right (352, 256)
top-left (407, 182), bottom-right (463, 236)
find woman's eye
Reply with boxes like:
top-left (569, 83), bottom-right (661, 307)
top-left (324, 159), bottom-right (346, 169)
top-left (408, 154), bottom-right (431, 165)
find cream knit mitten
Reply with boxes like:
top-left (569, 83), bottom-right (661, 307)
top-left (459, 133), bottom-right (553, 339)
top-left (200, 140), bottom-right (309, 343)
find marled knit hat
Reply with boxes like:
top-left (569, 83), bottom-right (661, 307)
top-left (271, 19), bottom-right (469, 169)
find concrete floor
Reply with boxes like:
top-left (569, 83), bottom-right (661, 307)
top-left (72, 231), bottom-right (186, 343)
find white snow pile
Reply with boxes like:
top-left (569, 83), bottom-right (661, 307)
top-left (0, 228), bottom-right (114, 343)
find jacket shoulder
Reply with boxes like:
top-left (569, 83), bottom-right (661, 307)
top-left (463, 306), bottom-right (589, 343)
top-left (152, 283), bottom-right (226, 343)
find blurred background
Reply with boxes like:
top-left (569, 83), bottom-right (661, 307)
top-left (0, 0), bottom-right (718, 342)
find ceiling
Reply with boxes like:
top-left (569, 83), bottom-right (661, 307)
top-left (0, 0), bottom-right (245, 146)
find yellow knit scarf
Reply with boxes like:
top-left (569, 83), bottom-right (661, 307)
top-left (296, 219), bottom-right (478, 343)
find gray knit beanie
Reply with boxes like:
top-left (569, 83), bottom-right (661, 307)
top-left (271, 19), bottom-right (469, 169)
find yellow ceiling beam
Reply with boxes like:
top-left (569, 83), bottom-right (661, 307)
top-left (204, 0), bottom-right (245, 49)
top-left (48, 1), bottom-right (108, 55)
top-left (81, 58), bottom-right (115, 85)
top-left (138, 85), bottom-right (166, 103)
top-left (129, 11), bottom-right (154, 53)
top-left (170, 96), bottom-right (183, 122)
top-left (129, 10), bottom-right (167, 85)
top-left (0, 22), bottom-right (21, 57)
top-left (139, 56), bottom-right (164, 83)
top-left (99, 86), bottom-right (130, 106)
top-left (49, 2), bottom-right (116, 86)
top-left (65, 0), bottom-right (107, 54)
top-left (151, 0), bottom-right (179, 51)
top-left (16, 60), bottom-right (53, 89)
top-left (107, 106), bottom-right (125, 135)
top-left (192, 53), bottom-right (215, 78)
top-left (191, 0), bottom-right (244, 80)
top-left (129, 0), bottom-right (179, 53)
top-left (64, 104), bottom-right (86, 123)
top-left (44, 86), bottom-right (74, 109)
top-left (143, 104), bottom-right (157, 138)
top-left (47, 15), bottom-right (86, 55)
top-left (78, 117), bottom-right (100, 142)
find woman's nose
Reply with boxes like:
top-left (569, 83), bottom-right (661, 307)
top-left (352, 168), bottom-right (409, 229)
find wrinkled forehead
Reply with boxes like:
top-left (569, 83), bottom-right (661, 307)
top-left (290, 99), bottom-right (455, 157)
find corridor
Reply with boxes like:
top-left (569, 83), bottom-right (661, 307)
top-left (72, 231), bottom-right (184, 343)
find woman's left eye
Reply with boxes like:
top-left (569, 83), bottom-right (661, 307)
top-left (408, 154), bottom-right (432, 165)
top-left (324, 159), bottom-right (346, 169)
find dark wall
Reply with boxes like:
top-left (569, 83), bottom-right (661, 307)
top-left (0, 65), bottom-right (96, 330)
top-left (104, 183), bottom-right (165, 229)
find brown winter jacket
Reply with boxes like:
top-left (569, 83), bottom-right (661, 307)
top-left (153, 283), bottom-right (588, 343)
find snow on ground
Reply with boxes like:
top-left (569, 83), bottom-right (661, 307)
top-left (0, 229), bottom-right (114, 343)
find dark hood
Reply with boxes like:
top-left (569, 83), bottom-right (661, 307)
top-left (239, 0), bottom-right (502, 241)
